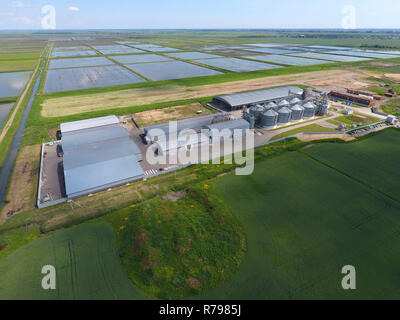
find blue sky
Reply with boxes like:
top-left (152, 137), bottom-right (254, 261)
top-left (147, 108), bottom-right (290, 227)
top-left (0, 0), bottom-right (399, 30)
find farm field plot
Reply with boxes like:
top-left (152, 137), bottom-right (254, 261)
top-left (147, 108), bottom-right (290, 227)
top-left (0, 223), bottom-right (148, 299)
top-left (287, 52), bottom-right (370, 62)
top-left (132, 44), bottom-right (162, 49)
top-left (199, 132), bottom-right (400, 299)
top-left (133, 102), bottom-right (211, 127)
top-left (52, 50), bottom-right (97, 58)
top-left (0, 71), bottom-right (31, 98)
top-left (0, 103), bottom-right (14, 129)
top-left (92, 45), bottom-right (130, 50)
top-left (206, 49), bottom-right (261, 56)
top-left (44, 65), bottom-right (146, 93)
top-left (304, 45), bottom-right (353, 51)
top-left (325, 50), bottom-right (400, 59)
top-left (126, 60), bottom-right (222, 81)
top-left (49, 57), bottom-right (114, 69)
top-left (245, 54), bottom-right (333, 66)
top-left (0, 59), bottom-right (37, 72)
top-left (303, 129), bottom-right (400, 202)
top-left (144, 47), bottom-right (181, 52)
top-left (198, 57), bottom-right (283, 72)
top-left (53, 46), bottom-right (90, 52)
top-left (111, 54), bottom-right (172, 64)
top-left (97, 48), bottom-right (145, 55)
top-left (244, 43), bottom-right (299, 47)
top-left (0, 51), bottom-right (40, 60)
top-left (166, 51), bottom-right (222, 60)
top-left (244, 48), bottom-right (297, 54)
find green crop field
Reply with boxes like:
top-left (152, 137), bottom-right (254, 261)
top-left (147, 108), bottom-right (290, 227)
top-left (197, 129), bottom-right (400, 299)
top-left (0, 223), bottom-right (148, 299)
top-left (303, 129), bottom-right (400, 201)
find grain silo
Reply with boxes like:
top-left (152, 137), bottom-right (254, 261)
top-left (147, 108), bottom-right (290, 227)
top-left (260, 109), bottom-right (278, 128)
top-left (303, 102), bottom-right (316, 118)
top-left (278, 99), bottom-right (289, 107)
top-left (277, 107), bottom-right (292, 124)
top-left (265, 101), bottom-right (277, 110)
top-left (290, 104), bottom-right (305, 121)
top-left (290, 97), bottom-right (301, 105)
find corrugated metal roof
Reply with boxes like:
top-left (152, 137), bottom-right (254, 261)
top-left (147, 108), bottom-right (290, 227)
top-left (204, 119), bottom-right (250, 131)
top-left (61, 115), bottom-right (120, 134)
top-left (61, 117), bottom-right (144, 197)
top-left (64, 154), bottom-right (144, 196)
top-left (214, 86), bottom-right (303, 107)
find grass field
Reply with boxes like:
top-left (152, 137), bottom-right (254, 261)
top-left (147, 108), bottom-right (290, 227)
top-left (0, 222), bottom-right (148, 299)
top-left (381, 98), bottom-right (400, 116)
top-left (0, 59), bottom-right (37, 72)
top-left (328, 112), bottom-right (381, 128)
top-left (113, 187), bottom-right (245, 299)
top-left (197, 129), bottom-right (400, 299)
top-left (270, 124), bottom-right (336, 140)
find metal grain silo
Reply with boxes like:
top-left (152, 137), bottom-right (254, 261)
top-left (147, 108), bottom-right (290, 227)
top-left (303, 102), bottom-right (316, 118)
top-left (290, 104), bottom-right (305, 121)
top-left (290, 97), bottom-right (301, 105)
top-left (265, 102), bottom-right (277, 110)
top-left (260, 109), bottom-right (278, 128)
top-left (253, 104), bottom-right (265, 121)
top-left (278, 99), bottom-right (289, 107)
top-left (278, 107), bottom-right (292, 124)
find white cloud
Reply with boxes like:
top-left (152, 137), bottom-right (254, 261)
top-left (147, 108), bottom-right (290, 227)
top-left (68, 6), bottom-right (80, 12)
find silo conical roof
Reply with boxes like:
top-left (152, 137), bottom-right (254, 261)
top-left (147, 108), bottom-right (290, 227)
top-left (303, 102), bottom-right (315, 109)
top-left (278, 106), bottom-right (291, 113)
top-left (291, 104), bottom-right (304, 111)
top-left (265, 109), bottom-right (278, 116)
top-left (278, 99), bottom-right (289, 106)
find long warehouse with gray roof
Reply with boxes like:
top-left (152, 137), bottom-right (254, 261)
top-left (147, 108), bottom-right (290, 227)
top-left (211, 86), bottom-right (304, 110)
top-left (60, 116), bottom-right (144, 199)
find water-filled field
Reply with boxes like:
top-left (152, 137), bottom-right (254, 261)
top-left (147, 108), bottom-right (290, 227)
top-left (245, 54), bottom-right (333, 66)
top-left (287, 52), bottom-right (371, 62)
top-left (49, 57), bottom-right (114, 69)
top-left (143, 47), bottom-right (181, 52)
top-left (51, 50), bottom-right (97, 58)
top-left (166, 51), bottom-right (222, 60)
top-left (0, 71), bottom-right (31, 98)
top-left (44, 65), bottom-right (146, 93)
top-left (97, 48), bottom-right (145, 55)
top-left (0, 103), bottom-right (14, 128)
top-left (126, 60), bottom-right (222, 81)
top-left (198, 57), bottom-right (283, 72)
top-left (111, 54), bottom-right (172, 64)
top-left (244, 47), bottom-right (297, 54)
top-left (325, 50), bottom-right (400, 59)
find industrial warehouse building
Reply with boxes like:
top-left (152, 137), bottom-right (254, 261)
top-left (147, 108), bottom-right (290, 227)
top-left (143, 114), bottom-right (250, 155)
top-left (211, 86), bottom-right (304, 110)
top-left (61, 116), bottom-right (144, 199)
